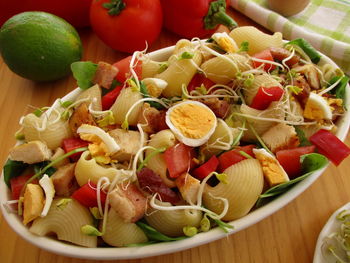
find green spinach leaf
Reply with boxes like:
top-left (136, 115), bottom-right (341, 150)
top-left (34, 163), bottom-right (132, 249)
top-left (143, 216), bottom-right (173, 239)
top-left (3, 159), bottom-right (28, 188)
top-left (329, 75), bottom-right (349, 101)
top-left (286, 38), bottom-right (321, 64)
top-left (71, 61), bottom-right (98, 90)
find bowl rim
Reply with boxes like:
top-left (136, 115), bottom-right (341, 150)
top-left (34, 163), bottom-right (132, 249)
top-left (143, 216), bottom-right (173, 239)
top-left (1, 43), bottom-right (349, 260)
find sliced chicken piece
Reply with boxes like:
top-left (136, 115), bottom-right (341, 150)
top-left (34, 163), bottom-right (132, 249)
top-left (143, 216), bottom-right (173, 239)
top-left (108, 183), bottom-right (147, 223)
top-left (69, 102), bottom-right (96, 137)
top-left (261, 123), bottom-right (300, 153)
top-left (9, 141), bottom-right (52, 164)
top-left (175, 173), bottom-right (200, 205)
top-left (108, 128), bottom-right (142, 162)
top-left (293, 64), bottom-right (320, 90)
top-left (93, 61), bottom-right (119, 89)
top-left (51, 163), bottom-right (78, 196)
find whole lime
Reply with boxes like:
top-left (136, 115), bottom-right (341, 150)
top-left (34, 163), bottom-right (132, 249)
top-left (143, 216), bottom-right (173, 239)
top-left (0, 11), bottom-right (82, 82)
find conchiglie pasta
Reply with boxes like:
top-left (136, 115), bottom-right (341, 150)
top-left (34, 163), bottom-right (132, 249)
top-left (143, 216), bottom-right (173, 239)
top-left (146, 130), bottom-right (176, 188)
top-left (29, 198), bottom-right (97, 248)
top-left (200, 53), bottom-right (251, 84)
top-left (110, 87), bottom-right (143, 126)
top-left (201, 119), bottom-right (240, 157)
top-left (74, 84), bottom-right (102, 111)
top-left (203, 159), bottom-right (264, 221)
top-left (156, 41), bottom-right (202, 97)
top-left (75, 151), bottom-right (133, 186)
top-left (244, 74), bottom-right (282, 105)
top-left (229, 26), bottom-right (283, 55)
top-left (145, 201), bottom-right (202, 237)
top-left (101, 209), bottom-right (148, 247)
top-left (320, 63), bottom-right (342, 83)
top-left (22, 112), bottom-right (72, 150)
top-left (240, 102), bottom-right (285, 141)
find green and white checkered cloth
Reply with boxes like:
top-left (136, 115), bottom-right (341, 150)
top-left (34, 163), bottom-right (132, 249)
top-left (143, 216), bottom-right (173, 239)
top-left (230, 0), bottom-right (350, 75)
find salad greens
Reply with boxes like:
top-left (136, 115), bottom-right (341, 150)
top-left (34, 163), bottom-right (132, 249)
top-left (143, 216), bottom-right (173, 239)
top-left (71, 61), bottom-right (98, 90)
top-left (286, 38), bottom-right (321, 64)
top-left (3, 160), bottom-right (28, 188)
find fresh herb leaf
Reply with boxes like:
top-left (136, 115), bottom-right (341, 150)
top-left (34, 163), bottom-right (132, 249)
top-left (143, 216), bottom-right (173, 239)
top-left (71, 61), bottom-right (98, 90)
top-left (179, 51), bottom-right (194, 60)
top-left (33, 161), bottom-right (56, 177)
top-left (295, 126), bottom-right (312, 146)
top-left (329, 75), bottom-right (349, 101)
top-left (60, 100), bottom-right (73, 108)
top-left (286, 38), bottom-right (321, 64)
top-left (212, 218), bottom-right (234, 233)
top-left (256, 153), bottom-right (328, 207)
top-left (239, 41), bottom-right (249, 52)
top-left (81, 225), bottom-right (102, 236)
top-left (3, 160), bottom-right (28, 188)
top-left (136, 221), bottom-right (187, 242)
top-left (33, 108), bottom-right (44, 117)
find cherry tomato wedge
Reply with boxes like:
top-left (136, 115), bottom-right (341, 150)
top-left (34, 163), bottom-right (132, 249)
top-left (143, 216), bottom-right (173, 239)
top-left (276, 145), bottom-right (316, 179)
top-left (113, 56), bottom-right (142, 84)
top-left (250, 86), bottom-right (284, 110)
top-left (252, 49), bottom-right (276, 71)
top-left (10, 174), bottom-right (38, 200)
top-left (102, 85), bottom-right (123, 110)
top-left (62, 138), bottom-right (89, 162)
top-left (192, 155), bottom-right (219, 180)
top-left (164, 143), bottom-right (194, 178)
top-left (310, 129), bottom-right (350, 166)
top-left (187, 73), bottom-right (215, 93)
top-left (72, 182), bottom-right (107, 208)
top-left (218, 145), bottom-right (255, 172)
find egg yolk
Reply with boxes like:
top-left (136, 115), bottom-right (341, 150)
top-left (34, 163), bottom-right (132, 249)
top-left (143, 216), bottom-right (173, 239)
top-left (169, 103), bottom-right (215, 139)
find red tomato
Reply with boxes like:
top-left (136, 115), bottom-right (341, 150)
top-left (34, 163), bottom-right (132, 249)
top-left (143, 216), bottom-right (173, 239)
top-left (90, 0), bottom-right (163, 53)
top-left (72, 183), bottom-right (107, 208)
top-left (192, 155), bottom-right (219, 180)
top-left (187, 73), bottom-right (215, 93)
top-left (252, 49), bottom-right (276, 71)
top-left (102, 85), bottom-right (123, 110)
top-left (0, 0), bottom-right (92, 28)
top-left (62, 138), bottom-right (89, 161)
top-left (10, 174), bottom-right (38, 200)
top-left (161, 0), bottom-right (236, 39)
top-left (310, 129), bottom-right (350, 166)
top-left (164, 143), bottom-right (195, 178)
top-left (276, 146), bottom-right (316, 179)
top-left (113, 56), bottom-right (142, 84)
top-left (218, 145), bottom-right (255, 172)
top-left (250, 86), bottom-right (284, 110)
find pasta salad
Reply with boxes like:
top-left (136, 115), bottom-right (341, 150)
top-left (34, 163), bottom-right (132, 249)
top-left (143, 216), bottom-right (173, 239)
top-left (2, 26), bottom-right (350, 248)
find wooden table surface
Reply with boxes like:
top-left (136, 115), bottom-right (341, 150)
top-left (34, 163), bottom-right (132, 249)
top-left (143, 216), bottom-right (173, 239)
top-left (1, 7), bottom-right (350, 263)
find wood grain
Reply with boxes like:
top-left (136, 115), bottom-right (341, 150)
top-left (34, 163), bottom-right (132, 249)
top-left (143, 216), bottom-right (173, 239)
top-left (1, 8), bottom-right (349, 263)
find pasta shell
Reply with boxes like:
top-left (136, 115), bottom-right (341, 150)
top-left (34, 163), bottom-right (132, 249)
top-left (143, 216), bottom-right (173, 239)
top-left (203, 159), bottom-right (264, 221)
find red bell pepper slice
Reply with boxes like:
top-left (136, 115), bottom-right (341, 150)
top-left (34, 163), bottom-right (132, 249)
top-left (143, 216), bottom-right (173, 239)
top-left (164, 143), bottom-right (195, 178)
top-left (102, 85), bottom-right (123, 110)
top-left (218, 145), bottom-right (255, 172)
top-left (276, 145), bottom-right (316, 179)
top-left (113, 55), bottom-right (142, 84)
top-left (252, 49), bottom-right (276, 72)
top-left (250, 86), bottom-right (284, 110)
top-left (192, 155), bottom-right (219, 180)
top-left (71, 182), bottom-right (107, 208)
top-left (187, 73), bottom-right (215, 93)
top-left (10, 174), bottom-right (38, 200)
top-left (310, 129), bottom-right (350, 166)
top-left (62, 138), bottom-right (89, 162)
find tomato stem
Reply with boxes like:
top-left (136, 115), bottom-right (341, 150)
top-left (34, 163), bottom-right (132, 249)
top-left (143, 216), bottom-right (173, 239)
top-left (204, 0), bottom-right (237, 30)
top-left (103, 0), bottom-right (126, 16)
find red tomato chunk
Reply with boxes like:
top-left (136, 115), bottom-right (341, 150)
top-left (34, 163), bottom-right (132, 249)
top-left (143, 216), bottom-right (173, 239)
top-left (72, 183), bottom-right (106, 208)
top-left (250, 86), bottom-right (284, 110)
top-left (10, 174), bottom-right (38, 200)
top-left (192, 155), bottom-right (219, 180)
top-left (276, 145), bottom-right (316, 179)
top-left (252, 49), bottom-right (276, 72)
top-left (218, 145), bottom-right (255, 172)
top-left (62, 138), bottom-right (89, 162)
top-left (310, 129), bottom-right (350, 166)
top-left (163, 143), bottom-right (195, 178)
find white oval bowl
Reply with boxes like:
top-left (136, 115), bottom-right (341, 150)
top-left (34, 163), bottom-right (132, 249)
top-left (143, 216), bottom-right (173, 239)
top-left (1, 44), bottom-right (349, 260)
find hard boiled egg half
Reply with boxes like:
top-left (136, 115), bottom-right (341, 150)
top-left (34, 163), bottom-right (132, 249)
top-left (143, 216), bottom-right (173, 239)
top-left (165, 100), bottom-right (217, 147)
top-left (303, 92), bottom-right (332, 121)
